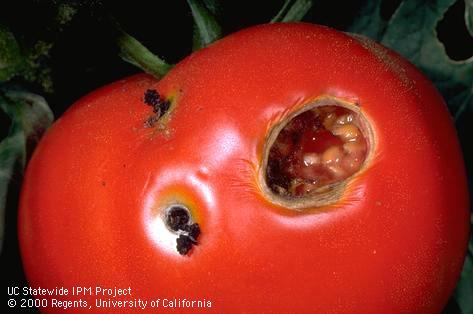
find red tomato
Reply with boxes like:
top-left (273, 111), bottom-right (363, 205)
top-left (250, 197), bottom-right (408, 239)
top-left (19, 23), bottom-right (469, 313)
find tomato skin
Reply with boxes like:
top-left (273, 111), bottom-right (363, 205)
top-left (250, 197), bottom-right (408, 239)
top-left (19, 23), bottom-right (469, 313)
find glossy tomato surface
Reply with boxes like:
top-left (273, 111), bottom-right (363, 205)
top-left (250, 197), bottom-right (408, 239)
top-left (19, 23), bottom-right (469, 313)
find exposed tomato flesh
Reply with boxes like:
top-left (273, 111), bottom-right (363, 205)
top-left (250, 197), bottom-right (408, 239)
top-left (266, 105), bottom-right (368, 197)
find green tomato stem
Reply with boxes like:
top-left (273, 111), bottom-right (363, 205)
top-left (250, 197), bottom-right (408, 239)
top-left (117, 30), bottom-right (172, 79)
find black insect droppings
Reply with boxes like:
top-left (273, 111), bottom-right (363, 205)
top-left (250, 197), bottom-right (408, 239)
top-left (143, 89), bottom-right (171, 120)
top-left (183, 223), bottom-right (201, 243)
top-left (164, 205), bottom-right (201, 256)
top-left (144, 89), bottom-right (160, 106)
top-left (176, 235), bottom-right (193, 255)
top-left (175, 222), bottom-right (200, 254)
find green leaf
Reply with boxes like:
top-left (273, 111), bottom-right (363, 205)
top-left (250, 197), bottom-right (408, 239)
top-left (0, 25), bottom-right (54, 92)
top-left (350, 0), bottom-right (473, 120)
top-left (117, 30), bottom-right (173, 79)
top-left (346, 0), bottom-right (387, 41)
top-left (0, 1), bottom-right (84, 92)
top-left (23, 41), bottom-right (54, 93)
top-left (271, 0), bottom-right (314, 23)
top-left (187, 0), bottom-right (222, 50)
top-left (0, 26), bottom-right (24, 82)
top-left (453, 233), bottom-right (473, 314)
top-left (0, 88), bottom-right (53, 253)
top-left (380, 0), bottom-right (473, 106)
top-left (453, 85), bottom-right (473, 121)
top-left (466, 0), bottom-right (473, 36)
top-left (55, 2), bottom-right (78, 26)
top-left (201, 0), bottom-right (221, 16)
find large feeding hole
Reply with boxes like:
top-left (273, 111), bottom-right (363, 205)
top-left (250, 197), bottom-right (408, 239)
top-left (266, 104), bottom-right (369, 198)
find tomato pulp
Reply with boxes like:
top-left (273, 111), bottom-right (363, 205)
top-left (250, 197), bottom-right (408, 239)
top-left (19, 23), bottom-right (469, 313)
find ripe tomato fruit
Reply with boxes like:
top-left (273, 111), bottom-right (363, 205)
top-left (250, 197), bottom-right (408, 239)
top-left (19, 23), bottom-right (469, 313)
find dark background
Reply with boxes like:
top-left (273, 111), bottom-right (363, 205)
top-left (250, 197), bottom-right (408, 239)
top-left (0, 0), bottom-right (471, 116)
top-left (1, 1), bottom-right (472, 313)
